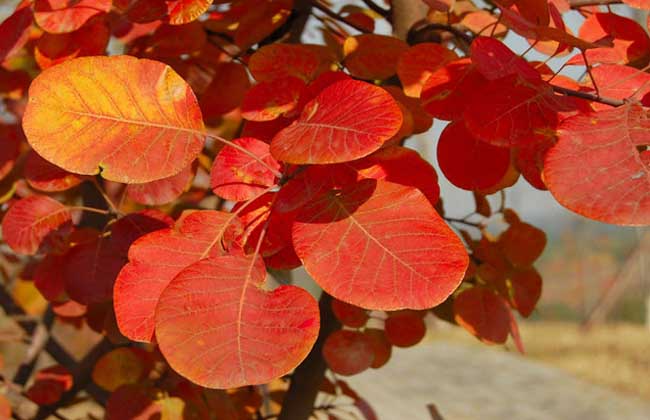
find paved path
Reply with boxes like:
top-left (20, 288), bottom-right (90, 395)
top-left (345, 341), bottom-right (650, 420)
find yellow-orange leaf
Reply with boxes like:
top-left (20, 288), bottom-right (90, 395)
top-left (22, 55), bottom-right (205, 184)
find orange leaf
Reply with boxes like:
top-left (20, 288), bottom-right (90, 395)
top-left (397, 43), bottom-right (458, 98)
top-left (23, 56), bottom-right (204, 184)
top-left (34, 0), bottom-right (112, 34)
top-left (343, 34), bottom-right (408, 80)
top-left (125, 162), bottom-right (194, 205)
top-left (155, 254), bottom-right (320, 388)
top-left (249, 43), bottom-right (335, 83)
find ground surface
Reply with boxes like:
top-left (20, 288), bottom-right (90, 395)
top-left (344, 322), bottom-right (650, 420)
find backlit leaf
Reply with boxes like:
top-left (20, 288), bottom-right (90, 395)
top-left (1, 195), bottom-right (72, 255)
top-left (510, 267), bottom-right (542, 317)
top-left (499, 221), bottom-right (546, 266)
top-left (545, 103), bottom-right (650, 225)
top-left (397, 43), bottom-right (458, 98)
top-left (241, 77), bottom-right (305, 122)
top-left (421, 58), bottom-right (486, 121)
top-left (249, 43), bottom-right (335, 83)
top-left (34, 18), bottom-right (110, 69)
top-left (270, 80), bottom-right (402, 164)
top-left (155, 254), bottom-right (320, 388)
top-left (0, 2), bottom-right (33, 63)
top-left (25, 150), bottom-right (84, 192)
top-left (343, 34), bottom-right (408, 80)
top-left (114, 210), bottom-right (242, 342)
top-left (34, 0), bottom-right (112, 34)
top-left (166, 0), bottom-right (213, 24)
top-left (293, 179), bottom-right (468, 310)
top-left (125, 162), bottom-right (194, 205)
top-left (23, 55), bottom-right (205, 184)
top-left (199, 62), bottom-right (250, 119)
top-left (26, 365), bottom-right (73, 405)
top-left (210, 137), bottom-right (280, 201)
top-left (364, 328), bottom-right (391, 368)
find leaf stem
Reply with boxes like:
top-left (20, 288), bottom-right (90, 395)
top-left (90, 178), bottom-right (122, 215)
top-left (67, 205), bottom-right (112, 216)
top-left (550, 85), bottom-right (625, 107)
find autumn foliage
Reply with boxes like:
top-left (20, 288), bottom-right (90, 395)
top-left (0, 0), bottom-right (648, 418)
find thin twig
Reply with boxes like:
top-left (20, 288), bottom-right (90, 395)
top-left (310, 0), bottom-right (371, 33)
top-left (551, 85), bottom-right (626, 107)
top-left (360, 0), bottom-right (390, 19)
top-left (569, 0), bottom-right (621, 7)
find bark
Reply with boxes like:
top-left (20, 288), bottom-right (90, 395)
top-left (277, 293), bottom-right (340, 420)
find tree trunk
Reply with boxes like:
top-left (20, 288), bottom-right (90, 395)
top-left (277, 293), bottom-right (340, 420)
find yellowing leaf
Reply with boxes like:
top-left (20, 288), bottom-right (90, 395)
top-left (23, 55), bottom-right (205, 184)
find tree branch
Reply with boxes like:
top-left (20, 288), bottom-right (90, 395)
top-left (310, 0), bottom-right (371, 33)
top-left (277, 293), bottom-right (340, 420)
top-left (551, 85), bottom-right (626, 107)
top-left (360, 0), bottom-right (391, 20)
top-left (568, 0), bottom-right (621, 7)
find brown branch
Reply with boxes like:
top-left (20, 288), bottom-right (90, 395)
top-left (551, 85), bottom-right (626, 107)
top-left (288, 0), bottom-right (313, 43)
top-left (310, 0), bottom-right (371, 33)
top-left (277, 293), bottom-right (340, 420)
top-left (360, 0), bottom-right (391, 19)
top-left (34, 338), bottom-right (114, 419)
top-left (407, 22), bottom-right (473, 47)
top-left (569, 0), bottom-right (621, 7)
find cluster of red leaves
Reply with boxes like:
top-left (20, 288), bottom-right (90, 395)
top-left (0, 0), bottom-right (648, 418)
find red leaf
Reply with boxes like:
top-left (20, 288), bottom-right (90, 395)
top-left (384, 312), bottom-right (426, 347)
top-left (34, 0), bottom-right (112, 34)
top-left (571, 13), bottom-right (650, 67)
top-left (293, 179), bottom-right (468, 310)
top-left (454, 287), bottom-right (510, 344)
top-left (114, 210), bottom-right (242, 342)
top-left (249, 43), bottom-right (335, 83)
top-left (464, 75), bottom-right (571, 147)
top-left (34, 254), bottom-right (67, 302)
top-left (25, 150), bottom-right (84, 192)
top-left (510, 267), bottom-right (542, 317)
top-left (241, 77), bottom-right (305, 122)
top-left (1, 195), bottom-right (72, 255)
top-left (26, 365), bottom-right (73, 405)
top-left (421, 58), bottom-right (486, 121)
top-left (165, 0), bottom-right (212, 25)
top-left (437, 121), bottom-right (511, 191)
top-left (125, 162), bottom-right (194, 205)
top-left (348, 146), bottom-right (440, 205)
top-left (396, 43), bottom-right (458, 98)
top-left (270, 80), bottom-right (402, 164)
top-left (210, 138), bottom-right (281, 201)
top-left (106, 385), bottom-right (161, 420)
top-left (470, 36), bottom-right (540, 82)
top-left (331, 299), bottom-right (369, 328)
top-left (34, 18), bottom-right (109, 69)
top-left (155, 254), bottom-right (320, 388)
top-left (586, 64), bottom-right (650, 111)
top-left (323, 330), bottom-right (375, 376)
top-left (499, 221), bottom-right (546, 266)
top-left (364, 328), bottom-right (392, 368)
top-left (545, 103), bottom-right (650, 225)
top-left (65, 211), bottom-right (172, 305)
top-left (343, 34), bottom-right (408, 80)
top-left (0, 2), bottom-right (33, 63)
top-left (199, 62), bottom-right (250, 119)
